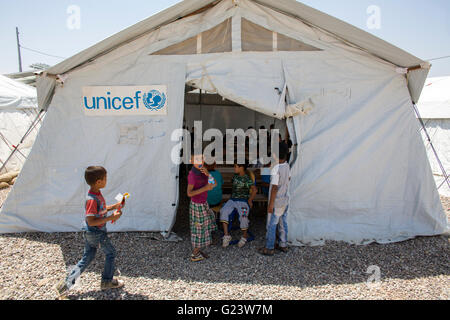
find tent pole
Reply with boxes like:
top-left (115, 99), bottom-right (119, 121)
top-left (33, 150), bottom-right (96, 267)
top-left (412, 103), bottom-right (450, 190)
top-left (0, 109), bottom-right (45, 173)
top-left (16, 27), bottom-right (23, 73)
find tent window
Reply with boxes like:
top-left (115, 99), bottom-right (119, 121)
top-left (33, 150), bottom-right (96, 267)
top-left (241, 19), bottom-right (273, 52)
top-left (241, 18), bottom-right (321, 52)
top-left (201, 19), bottom-right (232, 54)
top-left (277, 33), bottom-right (320, 52)
top-left (152, 19), bottom-right (232, 55)
top-left (152, 36), bottom-right (197, 55)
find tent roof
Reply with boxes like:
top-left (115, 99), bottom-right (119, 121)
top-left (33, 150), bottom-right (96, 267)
top-left (4, 71), bottom-right (38, 87)
top-left (0, 75), bottom-right (37, 110)
top-left (40, 0), bottom-right (429, 107)
top-left (417, 77), bottom-right (450, 119)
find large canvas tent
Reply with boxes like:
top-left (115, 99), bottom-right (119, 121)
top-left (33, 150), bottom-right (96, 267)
top-left (0, 75), bottom-right (41, 173)
top-left (0, 0), bottom-right (448, 245)
top-left (417, 77), bottom-right (450, 197)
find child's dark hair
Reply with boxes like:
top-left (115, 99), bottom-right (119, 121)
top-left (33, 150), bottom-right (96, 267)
top-left (279, 142), bottom-right (289, 161)
top-left (85, 166), bottom-right (107, 186)
top-left (234, 159), bottom-right (249, 171)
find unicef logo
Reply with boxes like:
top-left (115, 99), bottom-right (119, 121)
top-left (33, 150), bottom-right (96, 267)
top-left (143, 90), bottom-right (167, 111)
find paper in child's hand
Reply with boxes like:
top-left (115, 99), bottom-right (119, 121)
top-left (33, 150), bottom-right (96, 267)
top-left (115, 193), bottom-right (130, 204)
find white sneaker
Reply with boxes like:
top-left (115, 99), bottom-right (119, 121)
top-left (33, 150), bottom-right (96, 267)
top-left (237, 237), bottom-right (247, 248)
top-left (222, 235), bottom-right (232, 248)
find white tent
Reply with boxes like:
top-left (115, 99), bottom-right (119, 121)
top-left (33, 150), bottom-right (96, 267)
top-left (417, 77), bottom-right (450, 197)
top-left (0, 0), bottom-right (448, 245)
top-left (0, 75), bottom-right (41, 173)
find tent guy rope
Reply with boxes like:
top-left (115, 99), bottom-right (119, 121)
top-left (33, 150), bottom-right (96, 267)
top-left (0, 109), bottom-right (45, 174)
top-left (413, 103), bottom-right (450, 190)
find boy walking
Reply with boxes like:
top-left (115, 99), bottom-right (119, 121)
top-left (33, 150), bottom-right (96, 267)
top-left (258, 143), bottom-right (291, 256)
top-left (57, 166), bottom-right (124, 296)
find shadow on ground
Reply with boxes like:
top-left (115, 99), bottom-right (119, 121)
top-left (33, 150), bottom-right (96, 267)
top-left (1, 172), bottom-right (449, 298)
top-left (4, 201), bottom-right (449, 294)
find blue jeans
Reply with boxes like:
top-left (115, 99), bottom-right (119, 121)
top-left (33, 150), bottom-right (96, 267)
top-left (265, 206), bottom-right (288, 250)
top-left (68, 228), bottom-right (116, 283)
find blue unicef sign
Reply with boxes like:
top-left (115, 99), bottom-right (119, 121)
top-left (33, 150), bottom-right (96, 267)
top-left (82, 86), bottom-right (168, 116)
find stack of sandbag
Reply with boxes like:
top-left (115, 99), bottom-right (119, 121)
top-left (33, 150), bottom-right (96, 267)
top-left (0, 171), bottom-right (20, 189)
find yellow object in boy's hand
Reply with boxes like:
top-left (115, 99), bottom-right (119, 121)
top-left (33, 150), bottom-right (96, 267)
top-left (115, 192), bottom-right (130, 204)
top-left (112, 193), bottom-right (130, 224)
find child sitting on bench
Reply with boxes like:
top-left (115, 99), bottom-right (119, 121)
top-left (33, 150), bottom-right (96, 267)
top-left (220, 160), bottom-right (257, 248)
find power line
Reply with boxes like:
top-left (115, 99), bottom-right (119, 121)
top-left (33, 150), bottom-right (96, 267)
top-left (19, 45), bottom-right (66, 59)
top-left (427, 55), bottom-right (450, 62)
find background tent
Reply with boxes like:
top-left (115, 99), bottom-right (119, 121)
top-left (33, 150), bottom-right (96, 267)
top-left (0, 75), bottom-right (42, 174)
top-left (417, 76), bottom-right (450, 197)
top-left (0, 0), bottom-right (447, 244)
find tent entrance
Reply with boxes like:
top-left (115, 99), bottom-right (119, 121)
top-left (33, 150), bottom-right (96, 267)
top-left (183, 86), bottom-right (287, 140)
top-left (170, 86), bottom-right (289, 235)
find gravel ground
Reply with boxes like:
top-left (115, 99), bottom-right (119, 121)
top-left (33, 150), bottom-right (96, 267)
top-left (0, 184), bottom-right (448, 300)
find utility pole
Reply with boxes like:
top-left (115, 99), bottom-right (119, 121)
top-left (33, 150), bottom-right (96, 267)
top-left (16, 27), bottom-right (23, 72)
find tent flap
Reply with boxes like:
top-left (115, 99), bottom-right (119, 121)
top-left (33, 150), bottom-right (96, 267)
top-left (186, 57), bottom-right (286, 119)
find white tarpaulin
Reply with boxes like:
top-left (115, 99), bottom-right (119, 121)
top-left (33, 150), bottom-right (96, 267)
top-left (0, 0), bottom-right (447, 244)
top-left (0, 59), bottom-right (186, 233)
top-left (283, 54), bottom-right (447, 245)
top-left (38, 0), bottom-right (429, 110)
top-left (0, 75), bottom-right (37, 110)
top-left (0, 75), bottom-right (40, 173)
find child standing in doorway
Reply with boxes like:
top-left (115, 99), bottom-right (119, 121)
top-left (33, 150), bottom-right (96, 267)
top-left (258, 143), bottom-right (291, 256)
top-left (187, 150), bottom-right (217, 262)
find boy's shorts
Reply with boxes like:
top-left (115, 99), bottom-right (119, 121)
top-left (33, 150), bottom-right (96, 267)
top-left (220, 199), bottom-right (250, 230)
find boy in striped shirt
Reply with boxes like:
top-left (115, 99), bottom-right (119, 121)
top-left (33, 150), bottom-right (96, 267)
top-left (57, 166), bottom-right (124, 296)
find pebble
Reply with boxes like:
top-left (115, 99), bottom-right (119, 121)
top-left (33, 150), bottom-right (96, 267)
top-left (0, 187), bottom-right (448, 300)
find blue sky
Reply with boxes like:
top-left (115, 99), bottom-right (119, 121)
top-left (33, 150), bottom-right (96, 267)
top-left (1, 0), bottom-right (449, 77)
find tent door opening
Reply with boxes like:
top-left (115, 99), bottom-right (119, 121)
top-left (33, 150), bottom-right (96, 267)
top-left (169, 86), bottom-right (291, 236)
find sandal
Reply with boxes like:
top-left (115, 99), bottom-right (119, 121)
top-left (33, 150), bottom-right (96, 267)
top-left (257, 247), bottom-right (274, 256)
top-left (275, 244), bottom-right (289, 253)
top-left (191, 252), bottom-right (205, 262)
top-left (199, 250), bottom-right (209, 259)
top-left (237, 237), bottom-right (247, 248)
